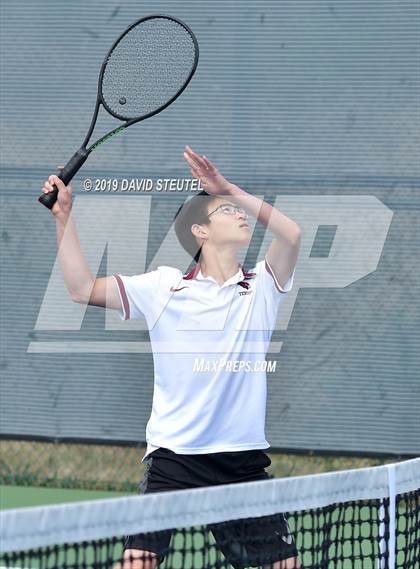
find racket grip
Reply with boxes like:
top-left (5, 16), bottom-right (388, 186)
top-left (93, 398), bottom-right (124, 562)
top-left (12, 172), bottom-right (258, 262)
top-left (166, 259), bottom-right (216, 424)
top-left (38, 149), bottom-right (89, 210)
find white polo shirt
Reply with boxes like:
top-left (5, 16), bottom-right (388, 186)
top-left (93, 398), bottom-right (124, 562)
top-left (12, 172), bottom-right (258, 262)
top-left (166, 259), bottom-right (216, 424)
top-left (114, 258), bottom-right (294, 458)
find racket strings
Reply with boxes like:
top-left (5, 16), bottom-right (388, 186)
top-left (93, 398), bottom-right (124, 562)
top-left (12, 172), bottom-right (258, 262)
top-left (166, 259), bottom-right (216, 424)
top-left (101, 17), bottom-right (197, 120)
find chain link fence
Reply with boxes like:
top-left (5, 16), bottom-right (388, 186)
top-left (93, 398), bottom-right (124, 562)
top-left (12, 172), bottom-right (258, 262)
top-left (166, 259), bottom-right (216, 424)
top-left (0, 439), bottom-right (396, 493)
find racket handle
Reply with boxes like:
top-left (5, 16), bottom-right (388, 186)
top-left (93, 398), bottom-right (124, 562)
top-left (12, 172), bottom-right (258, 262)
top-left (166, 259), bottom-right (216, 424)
top-left (38, 149), bottom-right (89, 210)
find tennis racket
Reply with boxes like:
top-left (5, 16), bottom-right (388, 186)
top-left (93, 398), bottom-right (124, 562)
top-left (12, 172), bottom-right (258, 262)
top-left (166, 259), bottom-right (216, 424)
top-left (39, 15), bottom-right (199, 209)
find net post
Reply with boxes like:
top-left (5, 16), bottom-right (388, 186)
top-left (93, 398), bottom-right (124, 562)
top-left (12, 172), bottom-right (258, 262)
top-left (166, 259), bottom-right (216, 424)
top-left (378, 464), bottom-right (397, 569)
top-left (387, 464), bottom-right (396, 569)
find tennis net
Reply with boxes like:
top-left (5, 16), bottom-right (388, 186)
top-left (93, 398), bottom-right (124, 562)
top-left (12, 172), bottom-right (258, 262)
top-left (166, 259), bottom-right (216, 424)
top-left (1, 458), bottom-right (418, 569)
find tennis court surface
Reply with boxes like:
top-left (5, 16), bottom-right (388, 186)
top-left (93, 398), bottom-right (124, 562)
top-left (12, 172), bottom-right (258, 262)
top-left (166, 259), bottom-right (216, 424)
top-left (1, 458), bottom-right (418, 568)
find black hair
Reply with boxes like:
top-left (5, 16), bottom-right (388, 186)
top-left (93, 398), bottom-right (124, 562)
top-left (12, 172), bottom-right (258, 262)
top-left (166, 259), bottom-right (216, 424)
top-left (174, 190), bottom-right (219, 263)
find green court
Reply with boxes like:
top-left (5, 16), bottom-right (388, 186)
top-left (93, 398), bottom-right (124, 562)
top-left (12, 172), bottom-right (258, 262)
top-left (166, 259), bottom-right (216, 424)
top-left (0, 485), bottom-right (133, 510)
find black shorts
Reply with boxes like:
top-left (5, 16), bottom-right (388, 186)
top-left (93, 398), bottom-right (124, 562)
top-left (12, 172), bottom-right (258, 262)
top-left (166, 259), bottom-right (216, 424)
top-left (124, 447), bottom-right (298, 568)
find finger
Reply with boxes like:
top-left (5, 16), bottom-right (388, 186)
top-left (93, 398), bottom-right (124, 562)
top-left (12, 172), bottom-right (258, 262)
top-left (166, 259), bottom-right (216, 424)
top-left (183, 151), bottom-right (201, 170)
top-left (48, 175), bottom-right (63, 188)
top-left (188, 146), bottom-right (207, 170)
top-left (184, 147), bottom-right (200, 163)
top-left (202, 156), bottom-right (215, 171)
top-left (56, 165), bottom-right (64, 171)
top-left (185, 146), bottom-right (208, 170)
top-left (50, 175), bottom-right (67, 192)
top-left (189, 153), bottom-right (207, 172)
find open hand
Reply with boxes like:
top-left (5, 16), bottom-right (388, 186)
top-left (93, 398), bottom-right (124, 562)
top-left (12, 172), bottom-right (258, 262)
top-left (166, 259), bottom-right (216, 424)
top-left (183, 146), bottom-right (232, 195)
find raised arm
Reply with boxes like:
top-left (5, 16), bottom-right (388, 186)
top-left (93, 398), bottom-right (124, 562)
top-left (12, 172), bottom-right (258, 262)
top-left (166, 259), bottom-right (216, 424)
top-left (41, 172), bottom-right (121, 309)
top-left (183, 146), bottom-right (301, 289)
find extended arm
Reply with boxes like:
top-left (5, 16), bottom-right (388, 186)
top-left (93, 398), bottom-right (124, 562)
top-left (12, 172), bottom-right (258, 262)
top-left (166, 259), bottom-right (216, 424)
top-left (41, 172), bottom-right (122, 309)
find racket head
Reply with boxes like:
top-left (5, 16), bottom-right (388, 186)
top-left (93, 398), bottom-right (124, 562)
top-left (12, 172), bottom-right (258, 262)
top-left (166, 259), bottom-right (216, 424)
top-left (98, 15), bottom-right (199, 123)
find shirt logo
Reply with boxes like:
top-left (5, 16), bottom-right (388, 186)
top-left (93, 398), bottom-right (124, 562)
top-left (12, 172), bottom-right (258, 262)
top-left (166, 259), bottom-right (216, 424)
top-left (238, 280), bottom-right (253, 296)
top-left (170, 286), bottom-right (189, 292)
top-left (238, 290), bottom-right (252, 296)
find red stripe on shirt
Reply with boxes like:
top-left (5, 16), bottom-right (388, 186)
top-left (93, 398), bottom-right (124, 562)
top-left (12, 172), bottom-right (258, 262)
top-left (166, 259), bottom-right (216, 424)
top-left (264, 260), bottom-right (287, 294)
top-left (114, 274), bottom-right (130, 319)
top-left (183, 263), bottom-right (201, 280)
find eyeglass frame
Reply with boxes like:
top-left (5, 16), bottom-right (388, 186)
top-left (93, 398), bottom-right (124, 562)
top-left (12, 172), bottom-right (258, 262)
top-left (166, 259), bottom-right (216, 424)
top-left (206, 203), bottom-right (248, 219)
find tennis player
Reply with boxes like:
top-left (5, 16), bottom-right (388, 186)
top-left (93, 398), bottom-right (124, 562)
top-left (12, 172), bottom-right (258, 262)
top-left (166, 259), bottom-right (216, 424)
top-left (41, 146), bottom-right (301, 569)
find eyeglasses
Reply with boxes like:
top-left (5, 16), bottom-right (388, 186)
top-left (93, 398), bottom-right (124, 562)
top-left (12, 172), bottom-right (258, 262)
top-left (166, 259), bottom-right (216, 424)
top-left (207, 203), bottom-right (248, 219)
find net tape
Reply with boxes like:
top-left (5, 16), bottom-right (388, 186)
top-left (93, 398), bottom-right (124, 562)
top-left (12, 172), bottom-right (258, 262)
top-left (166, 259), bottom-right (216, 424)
top-left (1, 458), bottom-right (419, 568)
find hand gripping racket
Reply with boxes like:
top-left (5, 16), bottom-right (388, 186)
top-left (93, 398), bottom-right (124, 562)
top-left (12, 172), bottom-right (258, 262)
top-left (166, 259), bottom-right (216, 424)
top-left (39, 15), bottom-right (199, 209)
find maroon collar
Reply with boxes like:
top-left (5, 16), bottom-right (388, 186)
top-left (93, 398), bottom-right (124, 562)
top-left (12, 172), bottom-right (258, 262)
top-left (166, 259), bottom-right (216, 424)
top-left (183, 263), bottom-right (202, 280)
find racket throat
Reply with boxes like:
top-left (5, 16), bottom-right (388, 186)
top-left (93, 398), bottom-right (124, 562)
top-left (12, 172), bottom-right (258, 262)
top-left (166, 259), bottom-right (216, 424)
top-left (89, 125), bottom-right (125, 151)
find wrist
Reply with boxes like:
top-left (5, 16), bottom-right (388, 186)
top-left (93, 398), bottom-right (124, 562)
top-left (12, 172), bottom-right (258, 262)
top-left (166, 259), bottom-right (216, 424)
top-left (55, 211), bottom-right (71, 225)
top-left (225, 183), bottom-right (244, 196)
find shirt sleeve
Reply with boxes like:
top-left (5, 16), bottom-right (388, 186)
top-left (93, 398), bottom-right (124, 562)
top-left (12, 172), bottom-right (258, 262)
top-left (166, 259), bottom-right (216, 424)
top-left (113, 270), bottom-right (161, 321)
top-left (264, 257), bottom-right (295, 294)
top-left (255, 258), bottom-right (295, 308)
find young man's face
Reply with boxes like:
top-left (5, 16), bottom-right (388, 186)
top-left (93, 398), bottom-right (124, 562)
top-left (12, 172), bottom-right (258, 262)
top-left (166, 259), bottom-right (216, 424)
top-left (200, 197), bottom-right (252, 252)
